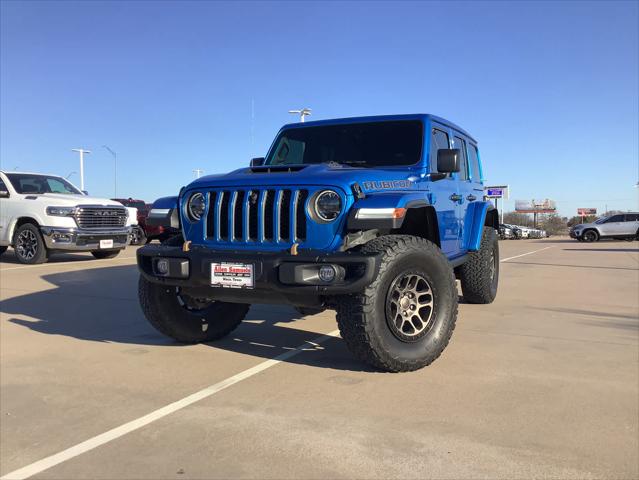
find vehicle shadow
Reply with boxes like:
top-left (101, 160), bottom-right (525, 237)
top-left (504, 261), bottom-right (638, 271)
top-left (1, 264), bottom-right (375, 372)
top-left (0, 249), bottom-right (103, 264)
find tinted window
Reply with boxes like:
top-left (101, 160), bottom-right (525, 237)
top-left (453, 136), bottom-right (468, 180)
top-left (625, 214), bottom-right (639, 221)
top-left (265, 121), bottom-right (423, 167)
top-left (0, 178), bottom-right (7, 192)
top-left (430, 129), bottom-right (450, 173)
top-left (467, 143), bottom-right (481, 182)
top-left (607, 215), bottom-right (624, 223)
top-left (6, 173), bottom-right (81, 195)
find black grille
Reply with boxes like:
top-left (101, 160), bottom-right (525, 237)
top-left (75, 207), bottom-right (127, 229)
top-left (205, 188), bottom-right (308, 243)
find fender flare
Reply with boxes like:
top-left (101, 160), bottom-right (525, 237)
top-left (464, 201), bottom-right (498, 251)
top-left (346, 193), bottom-right (429, 230)
top-left (146, 196), bottom-right (181, 229)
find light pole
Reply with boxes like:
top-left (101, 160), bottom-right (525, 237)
top-left (71, 148), bottom-right (91, 191)
top-left (102, 145), bottom-right (117, 198)
top-left (193, 169), bottom-right (204, 179)
top-left (66, 171), bottom-right (77, 180)
top-left (288, 108), bottom-right (312, 123)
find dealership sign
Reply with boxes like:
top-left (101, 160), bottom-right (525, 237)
top-left (484, 185), bottom-right (509, 199)
top-left (577, 208), bottom-right (597, 215)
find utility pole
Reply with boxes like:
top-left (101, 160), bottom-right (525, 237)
top-left (102, 145), bottom-right (117, 198)
top-left (71, 148), bottom-right (91, 191)
top-left (193, 169), bottom-right (204, 179)
top-left (288, 108), bottom-right (312, 123)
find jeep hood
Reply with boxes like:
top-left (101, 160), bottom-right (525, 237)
top-left (187, 163), bottom-right (425, 194)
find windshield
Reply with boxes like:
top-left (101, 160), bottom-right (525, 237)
top-left (6, 173), bottom-right (82, 195)
top-left (265, 120), bottom-right (423, 167)
top-left (594, 217), bottom-right (608, 224)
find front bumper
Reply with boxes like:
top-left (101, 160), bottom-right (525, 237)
top-left (40, 226), bottom-right (131, 251)
top-left (137, 243), bottom-right (382, 306)
top-left (570, 230), bottom-right (582, 239)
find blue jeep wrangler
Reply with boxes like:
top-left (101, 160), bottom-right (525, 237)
top-left (138, 114), bottom-right (499, 372)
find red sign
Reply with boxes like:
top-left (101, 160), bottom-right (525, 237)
top-left (577, 208), bottom-right (597, 215)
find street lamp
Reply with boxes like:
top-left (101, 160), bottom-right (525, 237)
top-left (71, 148), bottom-right (91, 191)
top-left (102, 145), bottom-right (117, 198)
top-left (193, 169), bottom-right (204, 179)
top-left (66, 171), bottom-right (77, 180)
top-left (288, 108), bottom-right (312, 123)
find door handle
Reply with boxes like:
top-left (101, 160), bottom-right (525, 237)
top-left (449, 194), bottom-right (462, 203)
top-left (467, 194), bottom-right (477, 201)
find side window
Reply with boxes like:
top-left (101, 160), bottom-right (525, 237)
top-left (607, 215), bottom-right (624, 223)
top-left (429, 128), bottom-right (450, 173)
top-left (467, 143), bottom-right (481, 182)
top-left (625, 214), bottom-right (638, 222)
top-left (0, 178), bottom-right (7, 192)
top-left (453, 136), bottom-right (468, 180)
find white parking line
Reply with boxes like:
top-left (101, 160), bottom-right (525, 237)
top-left (0, 330), bottom-right (341, 480)
top-left (501, 246), bottom-right (553, 263)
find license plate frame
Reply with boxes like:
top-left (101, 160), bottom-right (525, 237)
top-left (211, 262), bottom-right (254, 289)
top-left (99, 239), bottom-right (114, 249)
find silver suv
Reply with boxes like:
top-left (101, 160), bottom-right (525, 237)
top-left (571, 213), bottom-right (639, 242)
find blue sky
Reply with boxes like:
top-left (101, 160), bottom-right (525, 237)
top-left (1, 0), bottom-right (637, 216)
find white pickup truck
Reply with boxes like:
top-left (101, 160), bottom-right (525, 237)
top-left (0, 171), bottom-right (133, 264)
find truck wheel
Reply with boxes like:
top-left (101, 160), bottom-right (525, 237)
top-left (138, 276), bottom-right (249, 343)
top-left (459, 227), bottom-right (499, 304)
top-left (0, 246), bottom-right (7, 255)
top-left (91, 249), bottom-right (121, 259)
top-left (335, 235), bottom-right (457, 372)
top-left (13, 223), bottom-right (48, 264)
top-left (130, 226), bottom-right (146, 245)
top-left (582, 230), bottom-right (599, 242)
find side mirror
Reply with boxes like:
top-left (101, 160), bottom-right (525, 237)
top-left (250, 157), bottom-right (265, 167)
top-left (0, 190), bottom-right (9, 198)
top-left (437, 149), bottom-right (461, 174)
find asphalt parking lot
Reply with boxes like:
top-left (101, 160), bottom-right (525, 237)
top-left (1, 238), bottom-right (638, 480)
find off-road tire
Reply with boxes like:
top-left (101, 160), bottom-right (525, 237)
top-left (13, 223), bottom-right (48, 264)
top-left (91, 249), bottom-right (121, 259)
top-left (459, 227), bottom-right (499, 304)
top-left (582, 229), bottom-right (599, 242)
top-left (335, 235), bottom-right (458, 372)
top-left (138, 276), bottom-right (249, 343)
top-left (0, 246), bottom-right (7, 255)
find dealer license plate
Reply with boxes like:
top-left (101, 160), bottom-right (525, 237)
top-left (99, 239), bottom-right (114, 249)
top-left (211, 262), bottom-right (254, 289)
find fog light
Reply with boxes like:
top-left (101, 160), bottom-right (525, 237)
top-left (155, 258), bottom-right (170, 275)
top-left (318, 265), bottom-right (337, 283)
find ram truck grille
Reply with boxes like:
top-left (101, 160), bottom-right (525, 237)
top-left (206, 188), bottom-right (308, 244)
top-left (74, 206), bottom-right (128, 229)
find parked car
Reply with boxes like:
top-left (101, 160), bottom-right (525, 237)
top-left (499, 224), bottom-right (514, 239)
top-left (112, 198), bottom-right (148, 245)
top-left (503, 224), bottom-right (522, 239)
top-left (0, 171), bottom-right (131, 263)
top-left (137, 114), bottom-right (500, 372)
top-left (112, 197), bottom-right (179, 244)
top-left (570, 213), bottom-right (639, 242)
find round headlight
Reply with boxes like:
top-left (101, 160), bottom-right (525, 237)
top-left (314, 190), bottom-right (341, 222)
top-left (187, 193), bottom-right (206, 222)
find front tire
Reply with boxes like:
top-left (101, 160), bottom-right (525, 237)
top-left (13, 223), bottom-right (48, 264)
top-left (91, 249), bottom-right (121, 259)
top-left (582, 230), bottom-right (599, 242)
top-left (459, 227), bottom-right (499, 304)
top-left (138, 276), bottom-right (249, 343)
top-left (130, 226), bottom-right (147, 245)
top-left (336, 235), bottom-right (458, 372)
